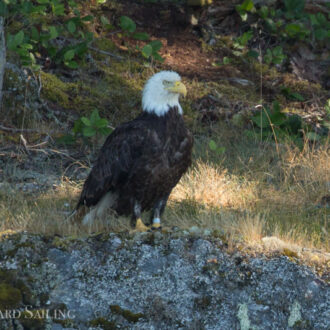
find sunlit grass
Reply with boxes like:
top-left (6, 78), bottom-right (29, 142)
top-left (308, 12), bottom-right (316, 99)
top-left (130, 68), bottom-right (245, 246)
top-left (0, 128), bottom-right (328, 262)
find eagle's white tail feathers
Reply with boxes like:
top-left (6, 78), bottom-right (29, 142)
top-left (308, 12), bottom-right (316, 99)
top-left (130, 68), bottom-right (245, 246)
top-left (82, 192), bottom-right (118, 226)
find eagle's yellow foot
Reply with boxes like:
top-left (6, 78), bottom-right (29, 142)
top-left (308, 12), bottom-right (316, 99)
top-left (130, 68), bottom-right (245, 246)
top-left (130, 218), bottom-right (150, 233)
top-left (150, 222), bottom-right (162, 231)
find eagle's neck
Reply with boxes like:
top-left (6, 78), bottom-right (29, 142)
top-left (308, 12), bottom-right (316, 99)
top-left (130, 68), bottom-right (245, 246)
top-left (142, 86), bottom-right (183, 117)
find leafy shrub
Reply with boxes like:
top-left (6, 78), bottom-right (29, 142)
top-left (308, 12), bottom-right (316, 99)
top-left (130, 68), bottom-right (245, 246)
top-left (119, 15), bottom-right (163, 62)
top-left (57, 109), bottom-right (111, 146)
top-left (246, 101), bottom-right (306, 144)
top-left (233, 0), bottom-right (330, 66)
top-left (73, 109), bottom-right (112, 138)
top-left (2, 0), bottom-right (94, 70)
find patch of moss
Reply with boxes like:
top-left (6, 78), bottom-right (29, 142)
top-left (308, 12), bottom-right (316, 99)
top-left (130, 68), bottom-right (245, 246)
top-left (52, 236), bottom-right (78, 251)
top-left (0, 283), bottom-right (22, 309)
top-left (89, 317), bottom-right (116, 330)
top-left (283, 248), bottom-right (298, 259)
top-left (110, 305), bottom-right (144, 323)
top-left (18, 310), bottom-right (48, 330)
top-left (6, 241), bottom-right (36, 258)
top-left (94, 38), bottom-right (118, 53)
top-left (40, 72), bottom-right (79, 109)
top-left (15, 279), bottom-right (35, 305)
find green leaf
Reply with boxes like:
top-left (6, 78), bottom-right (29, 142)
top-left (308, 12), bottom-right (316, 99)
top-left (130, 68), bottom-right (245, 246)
top-left (290, 92), bottom-right (304, 101)
top-left (49, 26), bottom-right (58, 39)
top-left (98, 127), bottom-right (112, 136)
top-left (223, 56), bottom-right (231, 64)
top-left (141, 44), bottom-right (152, 58)
top-left (95, 119), bottom-right (108, 128)
top-left (285, 23), bottom-right (302, 37)
top-left (252, 107), bottom-right (272, 128)
top-left (81, 117), bottom-right (91, 126)
top-left (52, 4), bottom-right (65, 15)
top-left (270, 112), bottom-right (286, 126)
top-left (83, 126), bottom-right (96, 137)
top-left (258, 6), bottom-right (268, 19)
top-left (14, 31), bottom-right (24, 46)
top-left (30, 27), bottom-right (39, 41)
top-left (314, 28), bottom-right (327, 41)
top-left (100, 15), bottom-right (110, 25)
top-left (37, 0), bottom-right (49, 3)
top-left (239, 0), bottom-right (254, 12)
top-left (272, 101), bottom-right (281, 114)
top-left (98, 0), bottom-right (107, 3)
top-left (133, 32), bottom-right (149, 41)
top-left (315, 13), bottom-right (326, 25)
top-left (247, 50), bottom-right (259, 58)
top-left (67, 21), bottom-right (76, 33)
top-left (208, 140), bottom-right (217, 151)
top-left (149, 40), bottom-right (162, 52)
top-left (90, 109), bottom-right (101, 123)
top-left (85, 31), bottom-right (94, 42)
top-left (120, 16), bottom-right (136, 33)
top-left (81, 15), bottom-right (94, 22)
top-left (264, 49), bottom-right (272, 64)
top-left (64, 49), bottom-right (75, 61)
top-left (65, 60), bottom-right (78, 69)
top-left (73, 118), bottom-right (83, 134)
top-left (152, 52), bottom-right (164, 62)
top-left (20, 43), bottom-right (33, 50)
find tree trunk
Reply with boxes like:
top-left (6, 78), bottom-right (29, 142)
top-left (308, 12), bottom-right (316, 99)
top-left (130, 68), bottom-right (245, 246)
top-left (0, 17), bottom-right (6, 109)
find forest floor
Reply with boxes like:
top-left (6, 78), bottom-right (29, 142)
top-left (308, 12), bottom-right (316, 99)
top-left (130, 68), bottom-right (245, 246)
top-left (0, 0), bottom-right (329, 275)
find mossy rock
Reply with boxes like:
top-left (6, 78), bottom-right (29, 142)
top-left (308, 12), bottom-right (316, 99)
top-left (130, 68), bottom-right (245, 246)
top-left (18, 310), bottom-right (48, 330)
top-left (110, 304), bottom-right (144, 323)
top-left (89, 317), bottom-right (117, 330)
top-left (40, 72), bottom-right (79, 109)
top-left (0, 283), bottom-right (22, 309)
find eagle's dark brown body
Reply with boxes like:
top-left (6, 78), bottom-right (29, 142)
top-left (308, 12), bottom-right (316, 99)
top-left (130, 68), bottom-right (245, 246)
top-left (76, 106), bottom-right (193, 218)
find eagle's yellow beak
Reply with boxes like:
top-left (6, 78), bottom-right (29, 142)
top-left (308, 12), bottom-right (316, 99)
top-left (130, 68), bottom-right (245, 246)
top-left (166, 81), bottom-right (187, 97)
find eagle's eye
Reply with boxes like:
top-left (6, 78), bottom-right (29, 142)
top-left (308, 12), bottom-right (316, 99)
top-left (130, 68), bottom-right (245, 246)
top-left (162, 80), bottom-right (171, 87)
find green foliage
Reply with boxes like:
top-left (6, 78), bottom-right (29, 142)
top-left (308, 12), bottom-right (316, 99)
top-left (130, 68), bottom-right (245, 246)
top-left (234, 30), bottom-right (253, 49)
top-left (119, 15), bottom-right (163, 62)
top-left (140, 40), bottom-right (164, 62)
top-left (246, 101), bottom-right (327, 146)
top-left (264, 46), bottom-right (286, 65)
top-left (236, 0), bottom-right (255, 21)
top-left (208, 139), bottom-right (226, 155)
top-left (2, 0), bottom-right (94, 70)
top-left (234, 0), bottom-right (330, 67)
top-left (281, 86), bottom-right (304, 101)
top-left (74, 109), bottom-right (112, 138)
top-left (57, 109), bottom-right (111, 146)
top-left (120, 16), bottom-right (136, 33)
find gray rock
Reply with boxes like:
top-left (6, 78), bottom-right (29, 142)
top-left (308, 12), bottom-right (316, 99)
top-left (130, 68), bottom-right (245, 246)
top-left (0, 233), bottom-right (328, 329)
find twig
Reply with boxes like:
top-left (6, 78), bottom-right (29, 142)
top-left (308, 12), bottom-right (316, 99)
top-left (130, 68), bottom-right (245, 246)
top-left (88, 46), bottom-right (124, 60)
top-left (0, 124), bottom-right (56, 134)
top-left (19, 134), bottom-right (30, 155)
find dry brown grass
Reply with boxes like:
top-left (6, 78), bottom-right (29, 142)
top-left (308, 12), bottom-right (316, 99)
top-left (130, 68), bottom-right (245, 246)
top-left (0, 137), bottom-right (328, 260)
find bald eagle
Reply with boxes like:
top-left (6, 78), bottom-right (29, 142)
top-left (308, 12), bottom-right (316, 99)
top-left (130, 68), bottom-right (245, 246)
top-left (74, 71), bottom-right (193, 231)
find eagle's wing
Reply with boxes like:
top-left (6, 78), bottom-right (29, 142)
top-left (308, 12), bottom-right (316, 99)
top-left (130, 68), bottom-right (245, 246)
top-left (76, 122), bottom-right (154, 209)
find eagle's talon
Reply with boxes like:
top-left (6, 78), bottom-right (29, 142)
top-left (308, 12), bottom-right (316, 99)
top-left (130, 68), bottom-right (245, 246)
top-left (151, 223), bottom-right (162, 231)
top-left (129, 218), bottom-right (150, 233)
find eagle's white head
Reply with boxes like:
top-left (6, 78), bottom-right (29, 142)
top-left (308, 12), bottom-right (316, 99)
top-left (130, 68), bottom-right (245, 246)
top-left (142, 71), bottom-right (187, 116)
